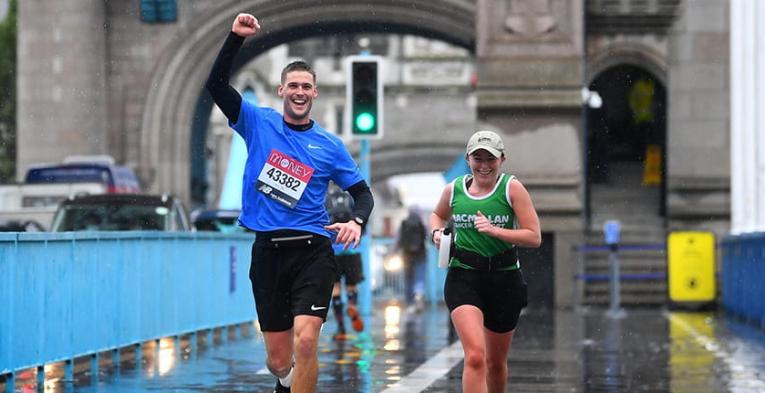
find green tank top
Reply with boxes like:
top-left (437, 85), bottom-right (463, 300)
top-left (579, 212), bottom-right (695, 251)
top-left (449, 173), bottom-right (519, 270)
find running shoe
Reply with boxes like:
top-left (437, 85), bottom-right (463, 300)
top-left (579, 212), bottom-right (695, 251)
top-left (347, 305), bottom-right (364, 332)
top-left (274, 379), bottom-right (290, 393)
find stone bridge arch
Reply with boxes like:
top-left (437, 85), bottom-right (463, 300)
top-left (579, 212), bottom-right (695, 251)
top-left (586, 42), bottom-right (668, 86)
top-left (140, 0), bottom-right (476, 200)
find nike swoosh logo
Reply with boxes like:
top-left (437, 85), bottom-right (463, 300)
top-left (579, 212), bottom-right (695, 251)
top-left (310, 305), bottom-right (327, 311)
top-left (307, 144), bottom-right (322, 149)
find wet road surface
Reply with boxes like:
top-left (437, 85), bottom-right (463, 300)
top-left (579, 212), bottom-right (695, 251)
top-left (5, 301), bottom-right (765, 392)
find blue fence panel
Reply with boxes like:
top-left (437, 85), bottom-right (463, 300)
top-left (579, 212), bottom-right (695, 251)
top-left (725, 240), bottom-right (733, 312)
top-left (0, 234), bottom-right (14, 370)
top-left (752, 237), bottom-right (765, 326)
top-left (426, 243), bottom-right (446, 303)
top-left (0, 232), bottom-right (256, 376)
top-left (721, 232), bottom-right (765, 327)
top-left (743, 236), bottom-right (756, 321)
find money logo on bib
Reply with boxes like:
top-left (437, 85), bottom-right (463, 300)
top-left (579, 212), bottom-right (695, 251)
top-left (256, 149), bottom-right (315, 208)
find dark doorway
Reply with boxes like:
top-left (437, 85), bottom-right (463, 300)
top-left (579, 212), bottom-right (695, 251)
top-left (585, 65), bottom-right (667, 231)
top-left (519, 233), bottom-right (554, 309)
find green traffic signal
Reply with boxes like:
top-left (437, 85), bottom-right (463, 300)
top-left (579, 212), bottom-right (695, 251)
top-left (346, 56), bottom-right (383, 139)
top-left (355, 112), bottom-right (376, 133)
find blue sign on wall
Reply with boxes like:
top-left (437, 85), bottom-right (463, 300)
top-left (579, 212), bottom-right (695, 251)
top-left (140, 0), bottom-right (177, 23)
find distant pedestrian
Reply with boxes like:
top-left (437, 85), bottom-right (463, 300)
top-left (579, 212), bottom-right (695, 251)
top-left (205, 13), bottom-right (374, 393)
top-left (396, 206), bottom-right (427, 307)
top-left (430, 130), bottom-right (541, 393)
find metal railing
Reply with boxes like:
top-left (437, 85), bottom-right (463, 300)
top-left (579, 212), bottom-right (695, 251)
top-left (0, 231), bottom-right (456, 390)
top-left (0, 231), bottom-right (256, 386)
top-left (721, 233), bottom-right (765, 327)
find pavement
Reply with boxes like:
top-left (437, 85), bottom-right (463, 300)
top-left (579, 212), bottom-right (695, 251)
top-left (5, 300), bottom-right (765, 392)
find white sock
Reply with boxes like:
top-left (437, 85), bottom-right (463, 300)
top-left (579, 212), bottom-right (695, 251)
top-left (278, 367), bottom-right (293, 388)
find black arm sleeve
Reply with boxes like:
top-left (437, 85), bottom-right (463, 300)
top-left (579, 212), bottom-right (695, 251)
top-left (346, 181), bottom-right (374, 225)
top-left (205, 32), bottom-right (245, 123)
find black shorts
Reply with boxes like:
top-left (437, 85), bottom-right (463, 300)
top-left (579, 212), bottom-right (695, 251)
top-left (444, 268), bottom-right (528, 333)
top-left (335, 252), bottom-right (364, 285)
top-left (249, 231), bottom-right (337, 332)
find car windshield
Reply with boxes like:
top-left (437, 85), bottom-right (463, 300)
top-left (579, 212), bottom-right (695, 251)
top-left (52, 204), bottom-right (169, 231)
top-left (194, 216), bottom-right (241, 233)
top-left (26, 166), bottom-right (111, 184)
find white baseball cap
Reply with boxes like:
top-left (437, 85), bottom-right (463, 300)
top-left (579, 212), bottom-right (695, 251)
top-left (466, 130), bottom-right (504, 158)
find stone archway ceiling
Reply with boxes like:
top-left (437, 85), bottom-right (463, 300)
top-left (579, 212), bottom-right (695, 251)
top-left (586, 0), bottom-right (682, 33)
top-left (139, 0), bottom-right (477, 199)
top-left (236, 0), bottom-right (477, 55)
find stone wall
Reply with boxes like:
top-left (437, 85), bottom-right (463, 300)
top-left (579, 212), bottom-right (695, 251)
top-left (666, 0), bottom-right (730, 235)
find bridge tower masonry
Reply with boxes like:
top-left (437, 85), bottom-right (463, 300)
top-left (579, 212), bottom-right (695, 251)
top-left (17, 0), bottom-right (110, 173)
top-left (475, 0), bottom-right (585, 307)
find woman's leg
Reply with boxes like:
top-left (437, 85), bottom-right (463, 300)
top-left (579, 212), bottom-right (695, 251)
top-left (485, 329), bottom-right (514, 393)
top-left (451, 305), bottom-right (488, 393)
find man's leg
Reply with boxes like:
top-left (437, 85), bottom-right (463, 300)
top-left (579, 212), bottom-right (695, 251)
top-left (263, 329), bottom-right (294, 390)
top-left (403, 255), bottom-right (416, 305)
top-left (291, 314), bottom-right (324, 393)
top-left (344, 253), bottom-right (364, 332)
top-left (251, 241), bottom-right (295, 391)
top-left (331, 281), bottom-right (346, 339)
top-left (345, 285), bottom-right (364, 332)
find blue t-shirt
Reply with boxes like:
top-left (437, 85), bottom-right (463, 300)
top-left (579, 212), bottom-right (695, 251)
top-left (231, 101), bottom-right (363, 237)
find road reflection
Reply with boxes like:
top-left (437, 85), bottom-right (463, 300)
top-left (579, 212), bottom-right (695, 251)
top-left (5, 306), bottom-right (765, 392)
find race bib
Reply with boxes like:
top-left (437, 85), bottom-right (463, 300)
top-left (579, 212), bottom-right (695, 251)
top-left (256, 149), bottom-right (314, 208)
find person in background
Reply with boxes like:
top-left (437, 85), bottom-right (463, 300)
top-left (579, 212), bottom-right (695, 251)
top-left (205, 12), bottom-right (374, 393)
top-left (430, 130), bottom-right (541, 393)
top-left (396, 206), bottom-right (427, 309)
top-left (325, 184), bottom-right (366, 340)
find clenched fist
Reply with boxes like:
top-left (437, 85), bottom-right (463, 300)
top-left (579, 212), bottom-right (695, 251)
top-left (232, 13), bottom-right (260, 37)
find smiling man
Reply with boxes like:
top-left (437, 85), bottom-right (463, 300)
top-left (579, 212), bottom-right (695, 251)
top-left (205, 13), bottom-right (374, 393)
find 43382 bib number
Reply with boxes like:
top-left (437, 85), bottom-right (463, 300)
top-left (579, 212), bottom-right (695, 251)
top-left (266, 167), bottom-right (302, 191)
top-left (256, 149), bottom-right (314, 208)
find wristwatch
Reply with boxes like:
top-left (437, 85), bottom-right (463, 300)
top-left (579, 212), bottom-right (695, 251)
top-left (353, 216), bottom-right (365, 226)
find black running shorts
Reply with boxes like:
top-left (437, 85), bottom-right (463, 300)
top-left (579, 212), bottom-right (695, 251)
top-left (335, 252), bottom-right (364, 286)
top-left (444, 268), bottom-right (528, 333)
top-left (250, 231), bottom-right (337, 332)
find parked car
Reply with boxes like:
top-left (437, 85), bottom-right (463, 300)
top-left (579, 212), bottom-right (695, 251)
top-left (0, 219), bottom-right (46, 232)
top-left (50, 194), bottom-right (190, 232)
top-left (191, 209), bottom-right (245, 233)
top-left (25, 155), bottom-right (140, 194)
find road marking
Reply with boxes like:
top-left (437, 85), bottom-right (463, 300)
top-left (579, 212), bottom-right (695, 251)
top-left (664, 311), bottom-right (765, 391)
top-left (380, 340), bottom-right (464, 393)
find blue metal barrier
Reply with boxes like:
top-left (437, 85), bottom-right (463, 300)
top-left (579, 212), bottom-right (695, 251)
top-left (364, 237), bottom-right (444, 305)
top-left (721, 232), bottom-right (765, 328)
top-left (0, 232), bottom-right (451, 388)
top-left (425, 242), bottom-right (446, 304)
top-left (0, 231), bottom-right (255, 382)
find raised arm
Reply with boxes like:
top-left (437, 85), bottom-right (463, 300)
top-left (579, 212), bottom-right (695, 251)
top-left (205, 13), bottom-right (261, 123)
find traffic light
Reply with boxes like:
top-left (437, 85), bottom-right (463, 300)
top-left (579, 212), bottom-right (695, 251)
top-left (346, 56), bottom-right (383, 140)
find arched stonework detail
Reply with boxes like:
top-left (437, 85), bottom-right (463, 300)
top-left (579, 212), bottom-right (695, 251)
top-left (586, 42), bottom-right (668, 85)
top-left (139, 0), bottom-right (475, 198)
